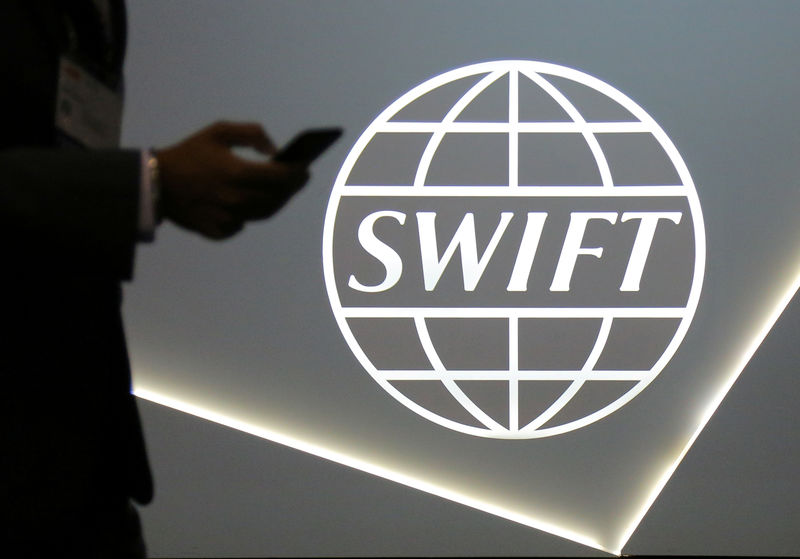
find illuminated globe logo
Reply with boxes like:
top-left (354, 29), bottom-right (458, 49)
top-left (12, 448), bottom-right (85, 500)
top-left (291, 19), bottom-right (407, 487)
top-left (323, 60), bottom-right (704, 439)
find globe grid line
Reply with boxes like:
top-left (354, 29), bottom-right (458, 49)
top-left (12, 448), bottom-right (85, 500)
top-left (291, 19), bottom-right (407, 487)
top-left (414, 315), bottom-right (507, 432)
top-left (509, 314), bottom-right (519, 430)
top-left (379, 121), bottom-right (653, 133)
top-left (339, 186), bottom-right (689, 197)
top-left (340, 307), bottom-right (688, 318)
top-left (408, 66), bottom-right (619, 191)
top-left (349, 306), bottom-right (672, 436)
top-left (373, 370), bottom-right (654, 382)
top-left (521, 68), bottom-right (616, 190)
top-left (323, 60), bottom-right (705, 439)
top-left (406, 311), bottom-right (619, 435)
top-left (508, 69), bottom-right (519, 189)
top-left (524, 316), bottom-right (613, 432)
top-left (413, 70), bottom-right (507, 189)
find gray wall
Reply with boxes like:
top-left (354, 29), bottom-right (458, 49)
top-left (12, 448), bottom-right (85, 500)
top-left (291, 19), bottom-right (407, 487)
top-left (121, 1), bottom-right (800, 555)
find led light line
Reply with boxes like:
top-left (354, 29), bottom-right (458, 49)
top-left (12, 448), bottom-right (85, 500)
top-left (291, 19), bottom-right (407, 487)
top-left (614, 261), bottom-right (800, 554)
top-left (133, 386), bottom-right (611, 554)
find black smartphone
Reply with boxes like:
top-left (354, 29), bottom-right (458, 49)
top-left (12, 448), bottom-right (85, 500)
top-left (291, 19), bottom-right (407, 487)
top-left (274, 127), bottom-right (343, 164)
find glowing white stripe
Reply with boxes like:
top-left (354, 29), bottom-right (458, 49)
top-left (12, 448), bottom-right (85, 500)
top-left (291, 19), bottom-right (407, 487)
top-left (413, 71), bottom-right (506, 188)
top-left (379, 121), bottom-right (649, 133)
top-left (613, 262), bottom-right (800, 554)
top-left (379, 369), bottom-right (652, 382)
top-left (135, 252), bottom-right (799, 555)
top-left (414, 315), bottom-right (506, 431)
top-left (509, 69), bottom-right (519, 190)
top-left (522, 69), bottom-right (614, 189)
top-left (339, 185), bottom-right (687, 197)
top-left (132, 387), bottom-right (610, 553)
top-left (524, 316), bottom-right (613, 431)
top-left (509, 315), bottom-right (519, 431)
top-left (342, 306), bottom-right (686, 318)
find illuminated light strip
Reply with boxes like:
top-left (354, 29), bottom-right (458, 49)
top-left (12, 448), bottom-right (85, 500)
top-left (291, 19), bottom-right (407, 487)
top-left (338, 185), bottom-right (687, 197)
top-left (379, 121), bottom-right (650, 133)
top-left (132, 387), bottom-right (611, 554)
top-left (342, 306), bottom-right (686, 318)
top-left (379, 369), bottom-right (652, 382)
top-left (612, 263), bottom-right (800, 555)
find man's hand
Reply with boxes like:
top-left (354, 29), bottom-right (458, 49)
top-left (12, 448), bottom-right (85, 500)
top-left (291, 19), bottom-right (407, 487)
top-left (155, 121), bottom-right (310, 239)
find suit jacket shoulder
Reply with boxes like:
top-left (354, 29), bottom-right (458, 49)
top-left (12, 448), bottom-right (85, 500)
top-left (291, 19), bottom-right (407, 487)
top-left (0, 0), bottom-right (139, 280)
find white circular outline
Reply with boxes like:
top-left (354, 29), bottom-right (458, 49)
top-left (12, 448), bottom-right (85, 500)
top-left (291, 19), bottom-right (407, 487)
top-left (322, 60), bottom-right (705, 439)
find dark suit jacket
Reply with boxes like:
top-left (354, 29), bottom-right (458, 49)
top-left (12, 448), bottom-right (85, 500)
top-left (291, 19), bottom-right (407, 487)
top-left (0, 0), bottom-right (153, 537)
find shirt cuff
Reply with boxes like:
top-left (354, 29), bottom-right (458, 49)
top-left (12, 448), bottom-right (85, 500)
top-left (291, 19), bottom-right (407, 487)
top-left (138, 149), bottom-right (159, 242)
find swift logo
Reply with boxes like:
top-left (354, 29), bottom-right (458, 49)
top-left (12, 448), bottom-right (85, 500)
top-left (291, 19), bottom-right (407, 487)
top-left (348, 210), bottom-right (682, 293)
top-left (322, 60), bottom-right (705, 438)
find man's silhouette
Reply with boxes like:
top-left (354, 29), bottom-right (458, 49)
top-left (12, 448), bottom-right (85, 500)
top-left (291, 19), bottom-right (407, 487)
top-left (1, 2), bottom-right (311, 556)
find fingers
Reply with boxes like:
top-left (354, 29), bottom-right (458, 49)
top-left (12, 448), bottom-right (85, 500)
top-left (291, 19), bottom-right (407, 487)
top-left (171, 204), bottom-right (244, 240)
top-left (232, 159), bottom-right (310, 189)
top-left (158, 121), bottom-right (312, 238)
top-left (208, 121), bottom-right (277, 156)
top-left (203, 213), bottom-right (244, 240)
top-left (214, 168), bottom-right (309, 220)
top-left (195, 177), bottom-right (306, 236)
top-left (198, 121), bottom-right (310, 188)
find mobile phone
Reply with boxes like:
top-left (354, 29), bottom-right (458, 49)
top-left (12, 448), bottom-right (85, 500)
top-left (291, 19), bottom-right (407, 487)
top-left (274, 127), bottom-right (343, 164)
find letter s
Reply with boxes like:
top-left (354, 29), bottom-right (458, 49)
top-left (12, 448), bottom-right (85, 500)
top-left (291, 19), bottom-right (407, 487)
top-left (348, 211), bottom-right (406, 293)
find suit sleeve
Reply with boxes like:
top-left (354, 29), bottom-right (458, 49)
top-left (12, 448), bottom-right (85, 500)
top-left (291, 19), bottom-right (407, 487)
top-left (0, 148), bottom-right (142, 280)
